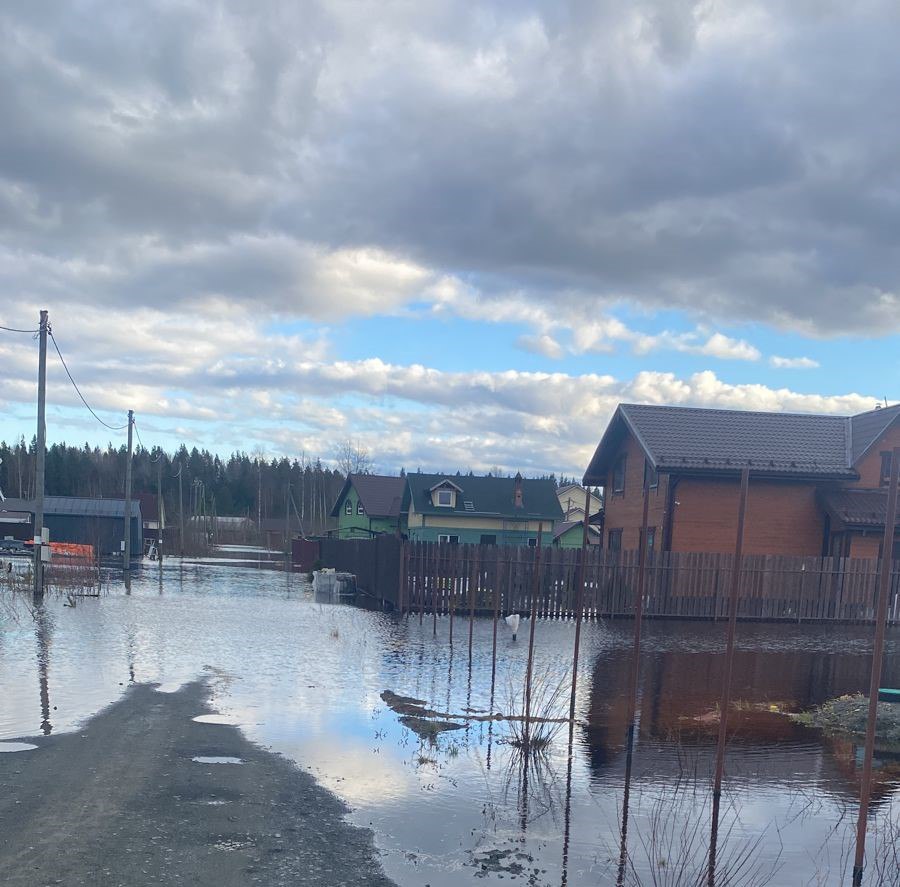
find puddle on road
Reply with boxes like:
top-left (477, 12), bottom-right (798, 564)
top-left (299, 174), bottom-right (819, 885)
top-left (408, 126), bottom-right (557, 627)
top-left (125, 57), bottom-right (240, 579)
top-left (192, 756), bottom-right (244, 765)
top-left (192, 714), bottom-right (241, 725)
top-left (1, 559), bottom-right (899, 885)
top-left (0, 742), bottom-right (38, 752)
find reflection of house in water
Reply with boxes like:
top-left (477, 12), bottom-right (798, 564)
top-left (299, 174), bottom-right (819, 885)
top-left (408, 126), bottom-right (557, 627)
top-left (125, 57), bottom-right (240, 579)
top-left (581, 631), bottom-right (900, 803)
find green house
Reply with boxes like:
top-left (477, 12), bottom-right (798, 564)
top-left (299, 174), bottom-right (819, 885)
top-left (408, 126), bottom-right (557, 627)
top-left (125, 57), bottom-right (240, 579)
top-left (552, 520), bottom-right (603, 549)
top-left (403, 472), bottom-right (563, 546)
top-left (329, 474), bottom-right (407, 539)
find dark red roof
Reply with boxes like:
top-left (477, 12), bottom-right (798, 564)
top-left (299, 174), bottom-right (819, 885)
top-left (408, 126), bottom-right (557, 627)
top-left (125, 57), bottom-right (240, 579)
top-left (819, 488), bottom-right (900, 530)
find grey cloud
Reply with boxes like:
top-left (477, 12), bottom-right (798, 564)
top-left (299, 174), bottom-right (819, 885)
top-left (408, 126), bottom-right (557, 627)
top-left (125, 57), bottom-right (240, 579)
top-left (1, 2), bottom-right (900, 333)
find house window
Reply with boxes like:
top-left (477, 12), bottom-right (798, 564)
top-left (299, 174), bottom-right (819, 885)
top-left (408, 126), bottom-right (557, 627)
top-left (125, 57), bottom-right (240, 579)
top-left (608, 528), bottom-right (623, 552)
top-left (480, 534), bottom-right (497, 545)
top-left (640, 526), bottom-right (656, 551)
top-left (344, 499), bottom-right (353, 516)
top-left (527, 537), bottom-right (538, 548)
top-left (643, 460), bottom-right (658, 490)
top-left (881, 452), bottom-right (893, 486)
top-left (612, 455), bottom-right (626, 494)
top-left (357, 501), bottom-right (365, 515)
top-left (436, 489), bottom-right (454, 507)
top-left (438, 534), bottom-right (459, 544)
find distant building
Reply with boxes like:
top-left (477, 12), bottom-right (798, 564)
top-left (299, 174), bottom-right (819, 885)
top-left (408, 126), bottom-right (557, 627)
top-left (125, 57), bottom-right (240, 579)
top-left (137, 493), bottom-right (162, 544)
top-left (329, 474), bottom-right (407, 539)
top-left (557, 483), bottom-right (590, 520)
top-left (552, 519), bottom-right (603, 549)
top-left (583, 402), bottom-right (900, 558)
top-left (403, 472), bottom-right (563, 546)
top-left (0, 496), bottom-right (142, 557)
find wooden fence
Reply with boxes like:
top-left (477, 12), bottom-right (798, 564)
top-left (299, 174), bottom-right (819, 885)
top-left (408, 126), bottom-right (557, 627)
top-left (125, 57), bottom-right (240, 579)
top-left (318, 537), bottom-right (900, 623)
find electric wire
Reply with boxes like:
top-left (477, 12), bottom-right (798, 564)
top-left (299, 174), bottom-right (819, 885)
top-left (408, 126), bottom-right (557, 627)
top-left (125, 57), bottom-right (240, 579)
top-left (0, 324), bottom-right (40, 333)
top-left (48, 330), bottom-right (130, 431)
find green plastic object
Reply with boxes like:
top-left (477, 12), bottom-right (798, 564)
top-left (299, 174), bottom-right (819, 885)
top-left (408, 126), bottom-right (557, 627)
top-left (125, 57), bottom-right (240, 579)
top-left (877, 688), bottom-right (900, 703)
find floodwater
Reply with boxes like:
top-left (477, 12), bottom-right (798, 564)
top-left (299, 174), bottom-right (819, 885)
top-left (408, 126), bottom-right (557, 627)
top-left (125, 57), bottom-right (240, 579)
top-left (1, 559), bottom-right (899, 887)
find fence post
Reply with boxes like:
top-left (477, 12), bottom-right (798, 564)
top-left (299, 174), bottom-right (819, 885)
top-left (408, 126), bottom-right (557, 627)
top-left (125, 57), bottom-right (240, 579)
top-left (853, 445), bottom-right (900, 886)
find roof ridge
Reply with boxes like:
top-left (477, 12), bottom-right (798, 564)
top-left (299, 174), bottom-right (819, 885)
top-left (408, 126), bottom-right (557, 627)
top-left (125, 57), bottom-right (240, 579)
top-left (620, 402), bottom-right (849, 421)
top-left (850, 403), bottom-right (900, 419)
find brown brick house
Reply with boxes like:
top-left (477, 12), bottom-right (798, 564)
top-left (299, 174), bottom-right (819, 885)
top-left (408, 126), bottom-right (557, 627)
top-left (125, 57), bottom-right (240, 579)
top-left (582, 402), bottom-right (900, 558)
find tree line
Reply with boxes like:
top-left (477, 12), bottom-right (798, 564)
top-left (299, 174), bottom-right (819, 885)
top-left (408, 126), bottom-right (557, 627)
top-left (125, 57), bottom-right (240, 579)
top-left (0, 436), bottom-right (595, 537)
top-left (0, 438), bottom-right (345, 536)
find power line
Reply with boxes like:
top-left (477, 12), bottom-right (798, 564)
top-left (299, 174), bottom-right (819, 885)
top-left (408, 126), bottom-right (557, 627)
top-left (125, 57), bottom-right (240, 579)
top-left (48, 329), bottom-right (130, 431)
top-left (0, 324), bottom-right (40, 333)
top-left (133, 420), bottom-right (145, 451)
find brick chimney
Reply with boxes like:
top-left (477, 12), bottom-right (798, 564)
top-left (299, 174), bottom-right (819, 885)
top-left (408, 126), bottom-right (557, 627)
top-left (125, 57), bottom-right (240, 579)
top-left (514, 472), bottom-right (524, 508)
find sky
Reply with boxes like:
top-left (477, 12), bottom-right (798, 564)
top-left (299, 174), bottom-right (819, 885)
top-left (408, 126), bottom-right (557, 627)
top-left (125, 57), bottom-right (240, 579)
top-left (0, 1), bottom-right (898, 478)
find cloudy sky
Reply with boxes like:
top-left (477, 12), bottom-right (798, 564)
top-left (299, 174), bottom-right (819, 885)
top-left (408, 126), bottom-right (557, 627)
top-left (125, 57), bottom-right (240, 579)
top-left (1, 1), bottom-right (897, 477)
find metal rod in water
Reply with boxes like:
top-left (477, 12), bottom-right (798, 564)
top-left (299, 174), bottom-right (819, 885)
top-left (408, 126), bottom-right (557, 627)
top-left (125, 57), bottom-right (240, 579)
top-left (523, 525), bottom-right (544, 743)
top-left (468, 547), bottom-right (478, 666)
top-left (852, 445), bottom-right (900, 886)
top-left (708, 465), bottom-right (750, 886)
top-left (568, 486), bottom-right (592, 722)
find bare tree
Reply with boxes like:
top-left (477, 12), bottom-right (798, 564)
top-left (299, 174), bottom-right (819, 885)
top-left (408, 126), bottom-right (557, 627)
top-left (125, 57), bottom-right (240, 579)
top-left (333, 440), bottom-right (374, 476)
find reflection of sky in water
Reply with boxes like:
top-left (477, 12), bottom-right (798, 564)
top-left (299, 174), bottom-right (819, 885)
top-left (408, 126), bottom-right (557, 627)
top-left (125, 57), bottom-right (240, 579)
top-left (1, 561), bottom-right (899, 886)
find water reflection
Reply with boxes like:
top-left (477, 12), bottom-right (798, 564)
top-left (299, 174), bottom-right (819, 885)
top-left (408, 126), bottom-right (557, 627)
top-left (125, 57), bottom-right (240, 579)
top-left (34, 606), bottom-right (52, 736)
top-left (0, 564), bottom-right (898, 886)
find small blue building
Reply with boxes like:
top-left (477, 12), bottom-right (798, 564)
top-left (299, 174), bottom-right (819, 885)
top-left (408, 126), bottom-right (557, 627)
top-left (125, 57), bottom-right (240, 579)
top-left (0, 496), bottom-right (142, 557)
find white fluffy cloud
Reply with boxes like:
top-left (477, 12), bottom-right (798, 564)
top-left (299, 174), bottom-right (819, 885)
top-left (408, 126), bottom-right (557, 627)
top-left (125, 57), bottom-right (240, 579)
top-left (0, 302), bottom-right (877, 475)
top-left (770, 355), bottom-right (820, 369)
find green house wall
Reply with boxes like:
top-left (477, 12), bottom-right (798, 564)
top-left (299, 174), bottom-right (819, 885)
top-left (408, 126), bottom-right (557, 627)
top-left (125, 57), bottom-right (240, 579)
top-left (407, 525), bottom-right (552, 547)
top-left (554, 524), bottom-right (588, 549)
top-left (333, 484), bottom-right (403, 539)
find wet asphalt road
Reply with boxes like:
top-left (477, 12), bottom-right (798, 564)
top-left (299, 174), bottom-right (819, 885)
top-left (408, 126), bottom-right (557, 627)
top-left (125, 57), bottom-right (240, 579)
top-left (0, 681), bottom-right (396, 887)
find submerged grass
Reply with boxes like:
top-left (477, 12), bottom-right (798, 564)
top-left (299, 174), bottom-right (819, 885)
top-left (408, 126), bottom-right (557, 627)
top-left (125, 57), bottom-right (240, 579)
top-left (792, 694), bottom-right (900, 745)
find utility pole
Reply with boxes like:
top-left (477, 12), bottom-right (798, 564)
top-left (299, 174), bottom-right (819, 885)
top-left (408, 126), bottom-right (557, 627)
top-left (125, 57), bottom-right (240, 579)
top-left (123, 409), bottom-right (134, 572)
top-left (156, 456), bottom-right (164, 564)
top-left (177, 465), bottom-right (184, 556)
top-left (33, 309), bottom-right (48, 603)
top-left (284, 480), bottom-right (291, 565)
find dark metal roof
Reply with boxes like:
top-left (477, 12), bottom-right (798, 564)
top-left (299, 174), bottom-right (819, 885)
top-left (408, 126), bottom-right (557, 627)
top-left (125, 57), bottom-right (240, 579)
top-left (0, 496), bottom-right (141, 518)
top-left (849, 404), bottom-right (900, 464)
top-left (584, 403), bottom-right (861, 484)
top-left (819, 488), bottom-right (900, 530)
top-left (0, 510), bottom-right (31, 523)
top-left (329, 474), bottom-right (406, 519)
top-left (405, 473), bottom-right (563, 520)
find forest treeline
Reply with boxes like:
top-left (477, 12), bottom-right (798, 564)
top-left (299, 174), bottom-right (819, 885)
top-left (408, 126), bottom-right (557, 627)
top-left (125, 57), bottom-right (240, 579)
top-left (0, 438), bottom-right (345, 535)
top-left (0, 437), bottom-right (592, 536)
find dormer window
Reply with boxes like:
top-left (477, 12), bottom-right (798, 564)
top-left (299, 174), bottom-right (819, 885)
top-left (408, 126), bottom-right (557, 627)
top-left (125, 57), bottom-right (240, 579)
top-left (430, 480), bottom-right (461, 508)
top-left (345, 499), bottom-right (353, 515)
top-left (357, 500), bottom-right (365, 515)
